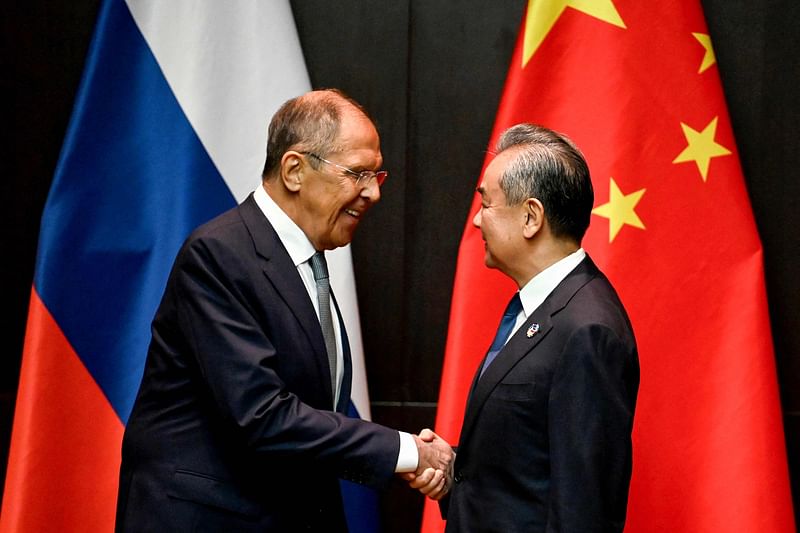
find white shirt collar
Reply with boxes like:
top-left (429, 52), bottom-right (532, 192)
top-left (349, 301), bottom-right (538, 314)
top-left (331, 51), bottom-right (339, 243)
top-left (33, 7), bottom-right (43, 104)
top-left (518, 248), bottom-right (586, 317)
top-left (253, 185), bottom-right (317, 266)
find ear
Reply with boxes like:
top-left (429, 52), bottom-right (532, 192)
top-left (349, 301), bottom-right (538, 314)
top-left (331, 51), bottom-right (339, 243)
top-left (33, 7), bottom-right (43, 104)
top-left (522, 198), bottom-right (544, 239)
top-left (280, 151), bottom-right (304, 192)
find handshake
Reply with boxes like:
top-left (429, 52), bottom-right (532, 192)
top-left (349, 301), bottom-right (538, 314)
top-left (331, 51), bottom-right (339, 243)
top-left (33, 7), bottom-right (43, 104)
top-left (400, 429), bottom-right (454, 501)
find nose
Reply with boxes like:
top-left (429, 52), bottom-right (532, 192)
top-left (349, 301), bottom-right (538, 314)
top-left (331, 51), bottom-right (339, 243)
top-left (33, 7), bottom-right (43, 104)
top-left (360, 178), bottom-right (381, 203)
top-left (472, 208), bottom-right (481, 228)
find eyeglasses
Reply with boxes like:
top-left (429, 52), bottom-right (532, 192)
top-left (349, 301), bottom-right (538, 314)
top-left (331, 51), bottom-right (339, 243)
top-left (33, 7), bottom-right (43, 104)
top-left (302, 152), bottom-right (388, 187)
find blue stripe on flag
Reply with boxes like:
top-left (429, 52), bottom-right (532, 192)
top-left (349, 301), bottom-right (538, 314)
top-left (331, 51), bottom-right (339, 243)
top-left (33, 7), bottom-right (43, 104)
top-left (34, 0), bottom-right (235, 423)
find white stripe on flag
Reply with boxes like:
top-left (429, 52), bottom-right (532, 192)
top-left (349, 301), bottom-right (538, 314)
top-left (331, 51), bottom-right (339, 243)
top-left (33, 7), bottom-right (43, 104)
top-left (126, 0), bottom-right (310, 201)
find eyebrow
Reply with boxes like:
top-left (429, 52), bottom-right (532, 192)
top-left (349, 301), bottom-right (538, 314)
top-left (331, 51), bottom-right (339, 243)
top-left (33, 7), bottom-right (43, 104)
top-left (476, 186), bottom-right (486, 195)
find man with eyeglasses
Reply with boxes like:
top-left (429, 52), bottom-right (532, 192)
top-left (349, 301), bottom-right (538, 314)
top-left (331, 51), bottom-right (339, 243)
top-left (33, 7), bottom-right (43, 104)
top-left (116, 89), bottom-right (453, 532)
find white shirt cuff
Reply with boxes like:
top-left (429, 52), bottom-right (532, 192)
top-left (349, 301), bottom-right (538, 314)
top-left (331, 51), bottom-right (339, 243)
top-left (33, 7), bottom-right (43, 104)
top-left (394, 431), bottom-right (419, 473)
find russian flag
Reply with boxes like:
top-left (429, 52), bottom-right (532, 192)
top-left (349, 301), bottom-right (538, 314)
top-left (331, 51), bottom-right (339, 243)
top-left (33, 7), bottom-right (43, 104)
top-left (1, 1), bottom-right (378, 531)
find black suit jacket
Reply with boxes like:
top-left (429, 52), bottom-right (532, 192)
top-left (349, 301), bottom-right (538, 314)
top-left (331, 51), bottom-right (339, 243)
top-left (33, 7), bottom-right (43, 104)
top-left (444, 256), bottom-right (639, 533)
top-left (116, 194), bottom-right (399, 532)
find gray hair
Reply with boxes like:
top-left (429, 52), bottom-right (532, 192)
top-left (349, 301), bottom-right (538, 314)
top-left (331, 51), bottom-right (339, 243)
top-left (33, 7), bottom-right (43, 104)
top-left (495, 123), bottom-right (594, 242)
top-left (262, 89), bottom-right (373, 178)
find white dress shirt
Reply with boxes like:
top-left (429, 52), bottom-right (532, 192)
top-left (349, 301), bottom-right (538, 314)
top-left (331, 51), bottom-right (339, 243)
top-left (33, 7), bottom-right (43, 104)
top-left (253, 186), bottom-right (418, 472)
top-left (505, 248), bottom-right (587, 343)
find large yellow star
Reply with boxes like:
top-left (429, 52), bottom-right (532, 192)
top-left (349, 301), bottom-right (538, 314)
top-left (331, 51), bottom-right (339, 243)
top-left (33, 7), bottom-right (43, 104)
top-left (523, 0), bottom-right (626, 67)
top-left (592, 178), bottom-right (646, 243)
top-left (692, 32), bottom-right (716, 73)
top-left (672, 116), bottom-right (732, 181)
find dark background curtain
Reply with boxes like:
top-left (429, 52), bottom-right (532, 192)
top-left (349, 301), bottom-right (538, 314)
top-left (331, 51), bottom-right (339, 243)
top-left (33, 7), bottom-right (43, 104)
top-left (2, 2), bottom-right (797, 530)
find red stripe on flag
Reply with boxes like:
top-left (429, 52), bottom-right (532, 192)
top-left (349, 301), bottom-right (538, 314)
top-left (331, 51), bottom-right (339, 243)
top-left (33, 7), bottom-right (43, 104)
top-left (1, 288), bottom-right (124, 532)
top-left (626, 251), bottom-right (793, 531)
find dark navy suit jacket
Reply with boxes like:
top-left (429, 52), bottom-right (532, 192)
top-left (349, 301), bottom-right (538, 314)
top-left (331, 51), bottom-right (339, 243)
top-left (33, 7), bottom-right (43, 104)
top-left (443, 256), bottom-right (639, 533)
top-left (116, 194), bottom-right (398, 532)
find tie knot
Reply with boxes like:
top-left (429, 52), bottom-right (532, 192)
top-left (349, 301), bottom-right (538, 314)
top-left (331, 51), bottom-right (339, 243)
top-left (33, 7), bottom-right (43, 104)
top-left (480, 292), bottom-right (524, 376)
top-left (504, 293), bottom-right (523, 317)
top-left (309, 252), bottom-right (329, 281)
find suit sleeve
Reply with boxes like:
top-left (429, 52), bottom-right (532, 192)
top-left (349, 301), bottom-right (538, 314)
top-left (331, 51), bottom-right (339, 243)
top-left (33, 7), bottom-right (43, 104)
top-left (169, 235), bottom-right (399, 487)
top-left (546, 324), bottom-right (638, 532)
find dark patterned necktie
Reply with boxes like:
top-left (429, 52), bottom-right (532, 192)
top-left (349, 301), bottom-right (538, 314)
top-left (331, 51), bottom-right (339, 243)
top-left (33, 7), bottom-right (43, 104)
top-left (479, 293), bottom-right (523, 378)
top-left (310, 252), bottom-right (337, 406)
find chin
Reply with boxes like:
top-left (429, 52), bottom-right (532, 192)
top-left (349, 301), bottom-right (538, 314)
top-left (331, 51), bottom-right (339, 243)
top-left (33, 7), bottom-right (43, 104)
top-left (330, 235), bottom-right (355, 250)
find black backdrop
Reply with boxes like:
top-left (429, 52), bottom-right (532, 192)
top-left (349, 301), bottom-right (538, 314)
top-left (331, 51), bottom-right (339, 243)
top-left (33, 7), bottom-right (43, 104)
top-left (2, 2), bottom-right (798, 531)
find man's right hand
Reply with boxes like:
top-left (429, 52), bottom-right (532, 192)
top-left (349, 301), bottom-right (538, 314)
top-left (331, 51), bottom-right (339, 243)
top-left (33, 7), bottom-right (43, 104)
top-left (404, 428), bottom-right (454, 500)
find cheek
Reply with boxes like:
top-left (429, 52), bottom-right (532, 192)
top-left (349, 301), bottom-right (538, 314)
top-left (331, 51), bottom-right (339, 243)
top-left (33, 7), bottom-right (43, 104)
top-left (482, 214), bottom-right (498, 237)
top-left (332, 189), bottom-right (359, 213)
top-left (315, 189), bottom-right (348, 217)
top-left (484, 216), bottom-right (514, 249)
top-left (323, 192), bottom-right (356, 229)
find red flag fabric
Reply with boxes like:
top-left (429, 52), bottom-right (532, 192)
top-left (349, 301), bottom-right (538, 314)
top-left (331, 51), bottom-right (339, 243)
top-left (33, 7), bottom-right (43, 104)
top-left (423, 1), bottom-right (795, 532)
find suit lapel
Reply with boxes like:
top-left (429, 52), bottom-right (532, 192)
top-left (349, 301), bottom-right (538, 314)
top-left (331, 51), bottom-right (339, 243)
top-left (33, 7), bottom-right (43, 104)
top-left (237, 194), bottom-right (334, 404)
top-left (332, 293), bottom-right (353, 414)
top-left (459, 257), bottom-right (600, 445)
top-left (459, 312), bottom-right (552, 445)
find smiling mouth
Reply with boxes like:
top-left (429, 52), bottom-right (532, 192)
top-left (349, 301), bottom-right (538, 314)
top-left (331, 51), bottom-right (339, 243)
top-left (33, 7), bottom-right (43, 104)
top-left (344, 208), bottom-right (361, 218)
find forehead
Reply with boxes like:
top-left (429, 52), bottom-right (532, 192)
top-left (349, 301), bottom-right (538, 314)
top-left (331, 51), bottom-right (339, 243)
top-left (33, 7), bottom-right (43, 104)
top-left (336, 107), bottom-right (380, 150)
top-left (479, 150), bottom-right (516, 193)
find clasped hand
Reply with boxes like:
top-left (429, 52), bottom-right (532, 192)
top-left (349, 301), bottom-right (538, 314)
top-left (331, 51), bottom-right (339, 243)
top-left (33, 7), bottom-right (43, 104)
top-left (399, 428), bottom-right (454, 500)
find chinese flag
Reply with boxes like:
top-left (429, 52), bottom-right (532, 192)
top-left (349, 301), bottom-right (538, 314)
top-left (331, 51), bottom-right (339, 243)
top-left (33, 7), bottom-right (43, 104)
top-left (422, 1), bottom-right (795, 532)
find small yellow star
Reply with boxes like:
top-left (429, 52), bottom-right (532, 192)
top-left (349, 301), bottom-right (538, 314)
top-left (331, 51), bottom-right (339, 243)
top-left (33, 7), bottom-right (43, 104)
top-left (523, 0), bottom-right (626, 67)
top-left (692, 32), bottom-right (716, 73)
top-left (672, 117), bottom-right (732, 181)
top-left (592, 178), bottom-right (646, 243)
